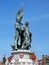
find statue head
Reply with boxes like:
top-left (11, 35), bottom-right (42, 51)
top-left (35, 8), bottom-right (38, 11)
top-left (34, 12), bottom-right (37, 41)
top-left (25, 21), bottom-right (29, 27)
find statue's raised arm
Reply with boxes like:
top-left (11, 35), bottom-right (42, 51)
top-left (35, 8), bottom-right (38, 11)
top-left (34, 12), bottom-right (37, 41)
top-left (16, 8), bottom-right (23, 23)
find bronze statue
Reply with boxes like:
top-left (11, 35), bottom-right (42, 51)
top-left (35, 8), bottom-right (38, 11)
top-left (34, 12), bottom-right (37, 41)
top-left (11, 8), bottom-right (32, 50)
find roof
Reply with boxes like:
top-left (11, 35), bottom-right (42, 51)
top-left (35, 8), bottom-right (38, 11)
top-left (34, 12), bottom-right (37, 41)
top-left (0, 61), bottom-right (3, 65)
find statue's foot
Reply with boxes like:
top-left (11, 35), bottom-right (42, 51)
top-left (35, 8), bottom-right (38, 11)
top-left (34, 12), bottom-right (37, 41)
top-left (15, 49), bottom-right (17, 50)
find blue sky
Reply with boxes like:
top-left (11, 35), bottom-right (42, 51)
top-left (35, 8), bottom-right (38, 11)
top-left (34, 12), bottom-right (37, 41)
top-left (0, 0), bottom-right (49, 60)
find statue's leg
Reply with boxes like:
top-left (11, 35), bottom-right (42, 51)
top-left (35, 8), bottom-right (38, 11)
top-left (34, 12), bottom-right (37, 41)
top-left (24, 43), bottom-right (30, 49)
top-left (18, 36), bottom-right (21, 46)
top-left (23, 36), bottom-right (30, 49)
top-left (21, 40), bottom-right (26, 49)
top-left (14, 39), bottom-right (17, 49)
top-left (14, 31), bottom-right (19, 49)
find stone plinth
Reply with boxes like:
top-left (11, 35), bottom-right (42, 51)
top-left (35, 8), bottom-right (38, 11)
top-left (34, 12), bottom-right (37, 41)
top-left (11, 50), bottom-right (32, 61)
top-left (11, 50), bottom-right (34, 65)
top-left (6, 50), bottom-right (38, 65)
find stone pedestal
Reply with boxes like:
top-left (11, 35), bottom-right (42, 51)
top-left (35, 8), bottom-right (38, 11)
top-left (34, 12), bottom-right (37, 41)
top-left (11, 50), bottom-right (34, 65)
top-left (6, 50), bottom-right (38, 65)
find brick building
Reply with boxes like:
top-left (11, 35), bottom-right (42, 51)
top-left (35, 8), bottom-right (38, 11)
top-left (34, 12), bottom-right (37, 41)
top-left (42, 55), bottom-right (49, 65)
top-left (38, 55), bottom-right (49, 65)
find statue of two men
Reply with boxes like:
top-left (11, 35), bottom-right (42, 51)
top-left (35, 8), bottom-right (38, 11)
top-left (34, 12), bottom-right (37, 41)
top-left (14, 21), bottom-right (32, 50)
top-left (12, 8), bottom-right (32, 50)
